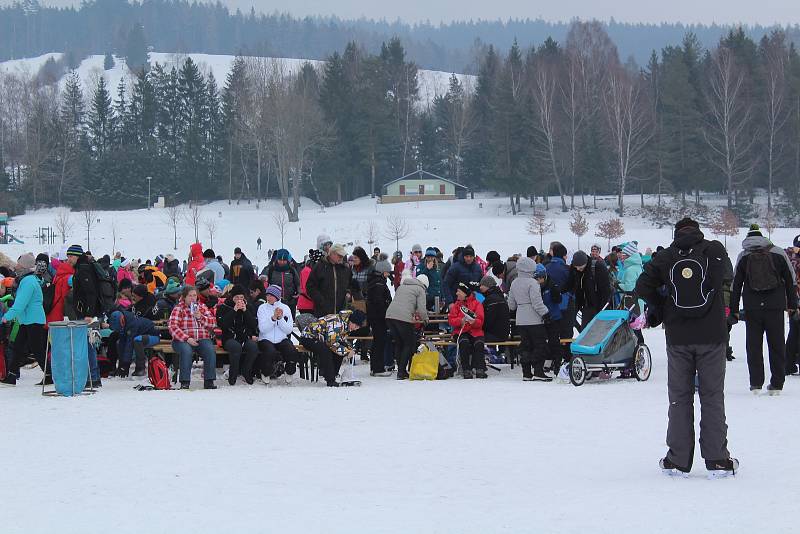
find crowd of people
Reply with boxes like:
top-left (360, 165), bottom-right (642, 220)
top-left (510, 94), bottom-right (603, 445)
top-left (1, 219), bottom-right (799, 475)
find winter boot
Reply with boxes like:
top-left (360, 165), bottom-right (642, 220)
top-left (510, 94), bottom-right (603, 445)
top-left (0, 372), bottom-right (18, 387)
top-left (133, 343), bottom-right (147, 377)
top-left (660, 457), bottom-right (690, 478)
top-left (179, 381), bottom-right (190, 390)
top-left (532, 369), bottom-right (554, 382)
top-left (326, 380), bottom-right (340, 387)
top-left (750, 385), bottom-right (762, 395)
top-left (767, 384), bottom-right (782, 396)
top-left (462, 369), bottom-right (474, 379)
top-left (261, 374), bottom-right (271, 386)
top-left (204, 379), bottom-right (217, 390)
top-left (521, 363), bottom-right (533, 381)
top-left (706, 458), bottom-right (739, 479)
top-left (116, 364), bottom-right (130, 378)
top-left (475, 369), bottom-right (488, 379)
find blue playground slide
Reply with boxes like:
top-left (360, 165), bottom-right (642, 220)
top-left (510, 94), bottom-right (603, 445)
top-left (8, 234), bottom-right (23, 244)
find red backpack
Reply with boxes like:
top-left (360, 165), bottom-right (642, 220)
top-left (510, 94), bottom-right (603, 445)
top-left (148, 356), bottom-right (171, 390)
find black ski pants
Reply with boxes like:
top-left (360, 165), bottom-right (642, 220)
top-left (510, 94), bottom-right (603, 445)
top-left (388, 319), bottom-right (417, 375)
top-left (368, 314), bottom-right (388, 374)
top-left (745, 308), bottom-right (785, 389)
top-left (258, 338), bottom-right (299, 376)
top-left (300, 338), bottom-right (343, 385)
top-left (9, 323), bottom-right (48, 378)
top-left (457, 333), bottom-right (485, 371)
top-left (517, 324), bottom-right (548, 374)
top-left (224, 338), bottom-right (259, 382)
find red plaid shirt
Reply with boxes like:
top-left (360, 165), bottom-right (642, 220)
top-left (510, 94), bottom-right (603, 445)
top-left (168, 301), bottom-right (216, 342)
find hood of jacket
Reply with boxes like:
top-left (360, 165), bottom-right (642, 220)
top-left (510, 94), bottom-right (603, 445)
top-left (55, 260), bottom-right (75, 277)
top-left (516, 257), bottom-right (536, 278)
top-left (742, 235), bottom-right (772, 252)
top-left (623, 252), bottom-right (643, 269)
top-left (190, 243), bottom-right (204, 261)
top-left (671, 227), bottom-right (705, 250)
top-left (401, 277), bottom-right (427, 290)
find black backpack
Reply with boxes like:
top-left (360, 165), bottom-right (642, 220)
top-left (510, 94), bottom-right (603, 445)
top-left (667, 242), bottom-right (716, 318)
top-left (745, 247), bottom-right (780, 292)
top-left (92, 262), bottom-right (117, 314)
top-left (41, 282), bottom-right (56, 314)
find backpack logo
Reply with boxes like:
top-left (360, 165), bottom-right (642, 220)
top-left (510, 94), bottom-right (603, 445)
top-left (668, 245), bottom-right (716, 318)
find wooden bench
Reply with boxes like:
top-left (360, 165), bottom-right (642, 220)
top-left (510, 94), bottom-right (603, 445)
top-left (152, 341), bottom-right (318, 382)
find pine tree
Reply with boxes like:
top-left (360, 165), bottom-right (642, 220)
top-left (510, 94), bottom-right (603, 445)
top-left (124, 22), bottom-right (149, 73)
top-left (220, 55), bottom-right (248, 203)
top-left (88, 76), bottom-right (113, 156)
top-left (177, 58), bottom-right (209, 199)
top-left (103, 52), bottom-right (115, 70)
top-left (56, 70), bottom-right (86, 205)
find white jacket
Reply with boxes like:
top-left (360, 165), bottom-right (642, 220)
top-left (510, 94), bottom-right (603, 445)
top-left (257, 301), bottom-right (294, 343)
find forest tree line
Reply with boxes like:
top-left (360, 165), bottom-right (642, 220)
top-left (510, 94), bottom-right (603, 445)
top-left (1, 21), bottom-right (800, 223)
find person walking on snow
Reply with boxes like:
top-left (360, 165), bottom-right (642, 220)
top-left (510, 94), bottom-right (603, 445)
top-left (730, 224), bottom-right (798, 395)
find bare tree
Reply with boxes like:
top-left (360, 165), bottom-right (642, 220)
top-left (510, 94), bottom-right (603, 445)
top-left (595, 217), bottom-right (625, 250)
top-left (110, 218), bottom-right (118, 255)
top-left (527, 211), bottom-right (556, 250)
top-left (204, 217), bottom-right (218, 249)
top-left (709, 208), bottom-right (740, 248)
top-left (764, 208), bottom-right (778, 240)
top-left (184, 202), bottom-right (202, 243)
top-left (53, 208), bottom-right (74, 244)
top-left (81, 200), bottom-right (96, 251)
top-left (761, 32), bottom-right (790, 209)
top-left (272, 210), bottom-right (289, 248)
top-left (569, 211), bottom-right (589, 249)
top-left (603, 67), bottom-right (653, 216)
top-left (704, 46), bottom-right (758, 208)
top-left (163, 204), bottom-right (183, 250)
top-left (383, 214), bottom-right (410, 253)
top-left (531, 55), bottom-right (568, 212)
top-left (365, 220), bottom-right (379, 246)
top-left (560, 48), bottom-right (586, 208)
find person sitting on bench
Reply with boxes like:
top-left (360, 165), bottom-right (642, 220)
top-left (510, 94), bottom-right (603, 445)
top-left (299, 309), bottom-right (366, 387)
top-left (257, 284), bottom-right (299, 385)
top-left (168, 285), bottom-right (218, 390)
top-left (448, 281), bottom-right (486, 379)
top-left (216, 284), bottom-right (259, 385)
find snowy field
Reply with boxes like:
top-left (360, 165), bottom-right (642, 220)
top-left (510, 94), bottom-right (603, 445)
top-left (0, 51), bottom-right (476, 106)
top-left (2, 323), bottom-right (797, 533)
top-left (2, 194), bottom-right (799, 533)
top-left (3, 192), bottom-right (796, 270)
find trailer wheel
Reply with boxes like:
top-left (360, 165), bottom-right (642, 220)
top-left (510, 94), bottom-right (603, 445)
top-left (634, 344), bottom-right (652, 382)
top-left (570, 357), bottom-right (587, 387)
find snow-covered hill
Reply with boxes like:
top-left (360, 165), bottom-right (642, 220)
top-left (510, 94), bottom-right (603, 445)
top-left (0, 51), bottom-right (475, 106)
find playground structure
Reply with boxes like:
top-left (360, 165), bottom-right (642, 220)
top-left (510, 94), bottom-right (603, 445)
top-left (0, 212), bottom-right (24, 245)
top-left (38, 226), bottom-right (55, 245)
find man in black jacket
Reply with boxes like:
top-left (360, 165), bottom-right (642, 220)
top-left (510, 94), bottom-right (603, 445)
top-left (229, 247), bottom-right (255, 288)
top-left (71, 245), bottom-right (102, 320)
top-left (305, 244), bottom-right (358, 317)
top-left (479, 276), bottom-right (510, 342)
top-left (562, 250), bottom-right (611, 330)
top-left (731, 225), bottom-right (798, 394)
top-left (636, 217), bottom-right (737, 477)
top-left (216, 285), bottom-right (259, 385)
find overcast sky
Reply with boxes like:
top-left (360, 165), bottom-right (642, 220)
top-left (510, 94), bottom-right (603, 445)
top-left (222, 0), bottom-right (797, 25)
top-left (19, 0), bottom-right (800, 25)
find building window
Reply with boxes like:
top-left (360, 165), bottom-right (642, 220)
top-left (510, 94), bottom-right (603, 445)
top-left (419, 184), bottom-right (425, 195)
top-left (440, 184), bottom-right (445, 194)
top-left (399, 184), bottom-right (405, 195)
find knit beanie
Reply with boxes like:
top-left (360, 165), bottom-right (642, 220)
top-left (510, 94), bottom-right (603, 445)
top-left (526, 245), bottom-right (538, 258)
top-left (746, 223), bottom-right (762, 238)
top-left (622, 241), bottom-right (639, 256)
top-left (462, 246), bottom-right (475, 257)
top-left (457, 281), bottom-right (472, 296)
top-left (375, 253), bottom-right (392, 274)
top-left (479, 275), bottom-right (497, 288)
top-left (265, 284), bottom-right (282, 300)
top-left (416, 274), bottom-right (429, 289)
top-left (118, 278), bottom-right (133, 292)
top-left (794, 235), bottom-right (800, 249)
top-left (533, 263), bottom-right (548, 279)
top-left (66, 244), bottom-right (84, 257)
top-left (132, 285), bottom-right (149, 298)
top-left (424, 247), bottom-right (437, 258)
top-left (572, 250), bottom-right (589, 267)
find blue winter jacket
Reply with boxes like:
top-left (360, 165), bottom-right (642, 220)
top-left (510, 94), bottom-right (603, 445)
top-left (4, 274), bottom-right (46, 325)
top-left (443, 258), bottom-right (482, 304)
top-left (109, 311), bottom-right (159, 363)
